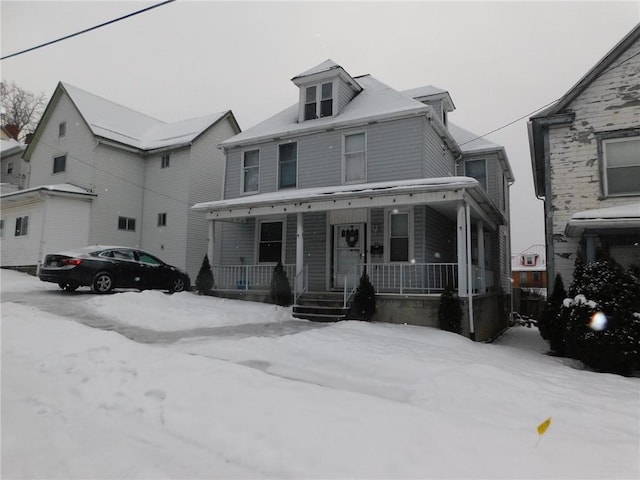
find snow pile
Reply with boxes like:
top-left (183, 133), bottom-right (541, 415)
top-left (2, 269), bottom-right (639, 479)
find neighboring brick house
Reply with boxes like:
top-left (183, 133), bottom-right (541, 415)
top-left (528, 24), bottom-right (640, 288)
top-left (194, 60), bottom-right (515, 341)
top-left (0, 82), bottom-right (240, 280)
top-left (511, 244), bottom-right (547, 318)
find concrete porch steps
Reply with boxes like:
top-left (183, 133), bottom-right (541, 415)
top-left (293, 292), bottom-right (350, 323)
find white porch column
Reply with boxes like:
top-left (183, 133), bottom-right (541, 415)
top-left (456, 202), bottom-right (467, 296)
top-left (477, 220), bottom-right (485, 293)
top-left (296, 212), bottom-right (304, 294)
top-left (466, 202), bottom-right (475, 339)
top-left (208, 220), bottom-right (215, 268)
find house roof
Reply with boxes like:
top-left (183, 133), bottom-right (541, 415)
top-left (0, 138), bottom-right (25, 158)
top-left (511, 244), bottom-right (546, 271)
top-left (528, 24), bottom-right (640, 197)
top-left (24, 82), bottom-right (237, 160)
top-left (220, 75), bottom-right (439, 148)
top-left (565, 202), bottom-right (640, 237)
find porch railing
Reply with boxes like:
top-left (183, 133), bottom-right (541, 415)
top-left (212, 264), bottom-right (297, 291)
top-left (293, 265), bottom-right (309, 304)
top-left (359, 262), bottom-right (458, 294)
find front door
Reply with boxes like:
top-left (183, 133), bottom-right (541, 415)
top-left (333, 223), bottom-right (365, 288)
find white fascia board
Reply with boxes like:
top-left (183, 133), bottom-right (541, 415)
top-left (565, 218), bottom-right (640, 237)
top-left (205, 188), bottom-right (467, 221)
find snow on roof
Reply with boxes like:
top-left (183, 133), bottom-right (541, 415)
top-left (220, 75), bottom-right (428, 148)
top-left (62, 83), bottom-right (228, 151)
top-left (292, 59), bottom-right (341, 79)
top-left (0, 183), bottom-right (96, 199)
top-left (1, 138), bottom-right (25, 156)
top-left (447, 123), bottom-right (501, 153)
top-left (572, 203), bottom-right (640, 220)
top-left (193, 177), bottom-right (478, 211)
top-left (511, 244), bottom-right (546, 271)
top-left (402, 85), bottom-right (448, 99)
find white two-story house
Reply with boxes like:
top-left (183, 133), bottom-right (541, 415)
top-left (194, 61), bottom-right (514, 341)
top-left (529, 24), bottom-right (640, 287)
top-left (0, 82), bottom-right (240, 280)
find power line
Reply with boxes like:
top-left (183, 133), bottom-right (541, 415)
top-left (1, 0), bottom-right (176, 61)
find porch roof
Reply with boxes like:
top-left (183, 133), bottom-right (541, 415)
top-left (565, 202), bottom-right (640, 237)
top-left (192, 177), bottom-right (505, 227)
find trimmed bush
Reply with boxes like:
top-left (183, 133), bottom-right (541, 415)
top-left (348, 272), bottom-right (377, 321)
top-left (538, 273), bottom-right (567, 354)
top-left (195, 255), bottom-right (214, 295)
top-left (438, 284), bottom-right (462, 333)
top-left (270, 262), bottom-right (292, 307)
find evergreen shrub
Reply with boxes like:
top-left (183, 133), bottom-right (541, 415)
top-left (195, 255), bottom-right (214, 295)
top-left (538, 273), bottom-right (567, 354)
top-left (438, 284), bottom-right (462, 334)
top-left (270, 262), bottom-right (292, 307)
top-left (348, 272), bottom-right (376, 321)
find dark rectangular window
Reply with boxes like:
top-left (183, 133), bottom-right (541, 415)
top-left (603, 136), bottom-right (640, 196)
top-left (242, 150), bottom-right (259, 193)
top-left (389, 212), bottom-right (409, 262)
top-left (533, 271), bottom-right (541, 282)
top-left (161, 154), bottom-right (170, 169)
top-left (157, 213), bottom-right (167, 227)
top-left (259, 221), bottom-right (283, 263)
top-left (118, 216), bottom-right (136, 231)
top-left (0, 219), bottom-right (4, 237)
top-left (15, 216), bottom-right (28, 236)
top-left (279, 142), bottom-right (297, 189)
top-left (7, 162), bottom-right (13, 174)
top-left (520, 272), bottom-right (528, 285)
top-left (304, 86), bottom-right (317, 120)
top-left (464, 159), bottom-right (487, 191)
top-left (53, 155), bottom-right (66, 174)
top-left (59, 122), bottom-right (66, 138)
top-left (320, 82), bottom-right (333, 117)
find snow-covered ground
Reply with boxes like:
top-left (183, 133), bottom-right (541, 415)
top-left (2, 269), bottom-right (639, 479)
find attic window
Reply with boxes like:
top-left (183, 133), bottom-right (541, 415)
top-left (161, 154), bottom-right (170, 169)
top-left (59, 122), bottom-right (66, 138)
top-left (523, 255), bottom-right (536, 266)
top-left (304, 82), bottom-right (333, 120)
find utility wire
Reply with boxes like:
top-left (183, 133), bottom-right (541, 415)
top-left (1, 0), bottom-right (176, 61)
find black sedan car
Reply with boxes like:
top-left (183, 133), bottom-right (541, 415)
top-left (39, 246), bottom-right (191, 293)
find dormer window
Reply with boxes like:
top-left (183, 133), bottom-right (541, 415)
top-left (304, 82), bottom-right (333, 120)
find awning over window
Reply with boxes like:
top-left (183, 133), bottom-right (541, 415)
top-left (565, 203), bottom-right (640, 237)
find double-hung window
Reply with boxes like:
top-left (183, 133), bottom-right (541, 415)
top-left (464, 159), bottom-right (487, 191)
top-left (242, 149), bottom-right (259, 193)
top-left (602, 136), bottom-right (640, 196)
top-left (7, 162), bottom-right (13, 174)
top-left (0, 219), bottom-right (4, 238)
top-left (161, 154), bottom-right (170, 169)
top-left (389, 211), bottom-right (410, 262)
top-left (53, 154), bottom-right (66, 174)
top-left (279, 142), bottom-right (297, 189)
top-left (344, 132), bottom-right (366, 184)
top-left (118, 216), bottom-right (136, 231)
top-left (59, 122), bottom-right (66, 138)
top-left (258, 221), bottom-right (283, 263)
top-left (304, 82), bottom-right (333, 120)
top-left (157, 213), bottom-right (167, 227)
top-left (15, 216), bottom-right (28, 236)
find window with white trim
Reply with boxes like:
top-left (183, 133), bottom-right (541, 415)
top-left (118, 216), bottom-right (136, 231)
top-left (258, 221), bottom-right (283, 263)
top-left (464, 159), bottom-right (487, 191)
top-left (278, 142), bottom-right (297, 189)
top-left (304, 82), bottom-right (333, 120)
top-left (242, 149), bottom-right (259, 193)
top-left (157, 213), bottom-right (167, 227)
top-left (388, 210), bottom-right (411, 262)
top-left (161, 154), bottom-right (170, 169)
top-left (53, 154), bottom-right (66, 174)
top-left (602, 136), bottom-right (640, 196)
top-left (344, 132), bottom-right (366, 184)
top-left (15, 216), bottom-right (28, 236)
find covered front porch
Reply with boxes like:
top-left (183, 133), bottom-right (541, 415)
top-left (193, 178), bottom-right (509, 340)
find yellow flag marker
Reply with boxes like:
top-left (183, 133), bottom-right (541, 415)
top-left (535, 417), bottom-right (552, 447)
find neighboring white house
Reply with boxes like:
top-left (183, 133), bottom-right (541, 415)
top-left (0, 82), bottom-right (240, 280)
top-left (1, 137), bottom-right (27, 192)
top-left (528, 24), bottom-right (640, 287)
top-left (194, 60), bottom-right (515, 341)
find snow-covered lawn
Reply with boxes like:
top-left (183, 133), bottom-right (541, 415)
top-left (2, 269), bottom-right (639, 479)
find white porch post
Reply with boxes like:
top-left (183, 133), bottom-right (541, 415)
top-left (208, 220), bottom-right (215, 269)
top-left (456, 202), bottom-right (468, 296)
top-left (296, 212), bottom-right (304, 294)
top-left (466, 202), bottom-right (475, 339)
top-left (477, 220), bottom-right (485, 293)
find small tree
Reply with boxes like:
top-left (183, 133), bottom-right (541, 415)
top-left (195, 255), bottom-right (214, 295)
top-left (0, 81), bottom-right (46, 141)
top-left (270, 262), bottom-right (292, 306)
top-left (348, 272), bottom-right (376, 321)
top-left (538, 273), bottom-right (567, 354)
top-left (438, 284), bottom-right (462, 333)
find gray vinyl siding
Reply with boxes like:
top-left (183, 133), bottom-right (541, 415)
top-left (423, 206), bottom-right (457, 263)
top-left (424, 118), bottom-right (456, 177)
top-left (224, 116), bottom-right (427, 199)
top-left (370, 209), bottom-right (384, 264)
top-left (302, 212), bottom-right (328, 291)
top-left (219, 220), bottom-right (256, 265)
top-left (337, 80), bottom-right (357, 114)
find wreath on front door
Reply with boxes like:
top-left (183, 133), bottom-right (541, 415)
top-left (345, 227), bottom-right (359, 248)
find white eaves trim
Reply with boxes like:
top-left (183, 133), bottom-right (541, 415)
top-left (0, 183), bottom-right (96, 202)
top-left (565, 202), bottom-right (640, 236)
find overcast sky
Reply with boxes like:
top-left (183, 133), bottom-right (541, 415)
top-left (2, 0), bottom-right (639, 254)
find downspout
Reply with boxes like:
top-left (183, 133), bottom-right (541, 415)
top-left (466, 201), bottom-right (474, 340)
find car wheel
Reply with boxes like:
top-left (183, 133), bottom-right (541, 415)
top-left (58, 282), bottom-right (79, 292)
top-left (92, 272), bottom-right (114, 293)
top-left (170, 276), bottom-right (186, 293)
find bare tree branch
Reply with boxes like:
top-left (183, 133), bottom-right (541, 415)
top-left (0, 81), bottom-right (47, 141)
